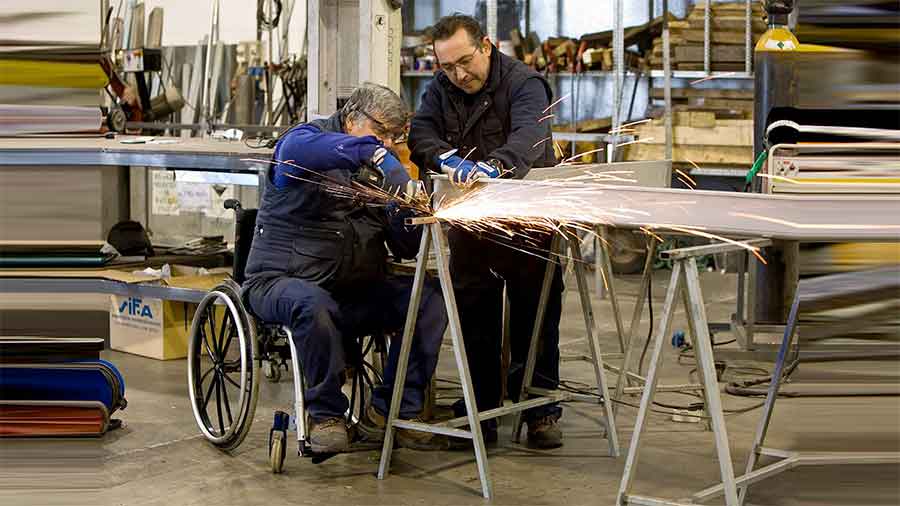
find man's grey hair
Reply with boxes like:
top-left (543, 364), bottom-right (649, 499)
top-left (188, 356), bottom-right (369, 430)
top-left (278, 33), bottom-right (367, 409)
top-left (341, 82), bottom-right (409, 135)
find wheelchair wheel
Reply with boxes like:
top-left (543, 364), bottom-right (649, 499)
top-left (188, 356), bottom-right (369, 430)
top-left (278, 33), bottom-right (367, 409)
top-left (269, 431), bottom-right (286, 473)
top-left (187, 280), bottom-right (259, 451)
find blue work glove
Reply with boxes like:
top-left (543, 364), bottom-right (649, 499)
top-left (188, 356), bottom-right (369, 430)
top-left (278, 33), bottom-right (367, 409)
top-left (436, 151), bottom-right (502, 185)
top-left (371, 146), bottom-right (412, 195)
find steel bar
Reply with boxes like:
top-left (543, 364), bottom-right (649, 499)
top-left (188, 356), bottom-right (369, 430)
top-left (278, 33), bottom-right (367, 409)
top-left (392, 420), bottom-right (473, 439)
top-left (663, 0), bottom-right (673, 160)
top-left (442, 394), bottom-right (569, 428)
top-left (660, 239), bottom-right (773, 260)
top-left (703, 0), bottom-right (711, 74)
top-left (626, 495), bottom-right (692, 506)
top-left (744, 0), bottom-right (752, 74)
top-left (431, 180), bottom-right (900, 242)
top-left (612, 0), bottom-right (624, 155)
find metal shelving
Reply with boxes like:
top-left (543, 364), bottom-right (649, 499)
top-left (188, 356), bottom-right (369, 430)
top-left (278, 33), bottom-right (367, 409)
top-left (399, 0), bottom-right (757, 165)
top-left (649, 70), bottom-right (753, 79)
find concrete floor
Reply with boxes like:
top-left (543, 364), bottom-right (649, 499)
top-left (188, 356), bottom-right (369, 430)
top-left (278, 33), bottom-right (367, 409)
top-left (3, 271), bottom-right (898, 506)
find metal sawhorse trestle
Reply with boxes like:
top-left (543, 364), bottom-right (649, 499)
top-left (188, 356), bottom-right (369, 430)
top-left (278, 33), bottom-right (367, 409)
top-left (377, 219), bottom-right (620, 499)
top-left (616, 239), bottom-right (769, 506)
top-left (690, 266), bottom-right (900, 506)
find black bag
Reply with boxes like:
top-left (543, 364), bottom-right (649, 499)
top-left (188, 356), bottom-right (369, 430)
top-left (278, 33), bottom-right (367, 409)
top-left (107, 221), bottom-right (154, 257)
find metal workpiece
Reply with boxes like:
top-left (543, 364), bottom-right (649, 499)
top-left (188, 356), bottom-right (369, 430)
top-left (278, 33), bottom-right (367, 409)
top-left (430, 178), bottom-right (900, 242)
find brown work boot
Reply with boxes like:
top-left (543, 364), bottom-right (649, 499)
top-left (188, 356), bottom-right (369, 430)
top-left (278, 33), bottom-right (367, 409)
top-left (365, 406), bottom-right (450, 451)
top-left (526, 415), bottom-right (563, 449)
top-left (309, 417), bottom-right (350, 453)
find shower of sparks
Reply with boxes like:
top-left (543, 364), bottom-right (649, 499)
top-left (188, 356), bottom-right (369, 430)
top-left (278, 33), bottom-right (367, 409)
top-left (615, 137), bottom-right (655, 149)
top-left (532, 136), bottom-right (553, 149)
top-left (674, 168), bottom-right (698, 188)
top-left (553, 140), bottom-right (565, 159)
top-left (611, 118), bottom-right (652, 133)
top-left (690, 72), bottom-right (736, 84)
top-left (432, 177), bottom-right (768, 266)
top-left (560, 147), bottom-right (605, 164)
top-left (244, 156), bottom-right (779, 270)
top-left (640, 226), bottom-right (665, 243)
top-left (676, 176), bottom-right (694, 188)
top-left (538, 114), bottom-right (556, 123)
top-left (543, 93), bottom-right (571, 114)
top-left (242, 158), bottom-right (432, 213)
top-left (685, 158), bottom-right (702, 172)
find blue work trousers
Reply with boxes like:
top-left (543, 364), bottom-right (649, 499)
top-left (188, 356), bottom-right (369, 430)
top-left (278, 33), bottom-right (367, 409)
top-left (244, 275), bottom-right (447, 421)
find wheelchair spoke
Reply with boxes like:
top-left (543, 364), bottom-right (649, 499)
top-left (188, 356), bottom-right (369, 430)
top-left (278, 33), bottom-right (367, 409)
top-left (214, 370), bottom-right (225, 435)
top-left (200, 321), bottom-right (217, 364)
top-left (199, 365), bottom-right (216, 385)
top-left (202, 369), bottom-right (217, 411)
top-left (219, 310), bottom-right (234, 361)
top-left (222, 371), bottom-right (242, 390)
top-left (208, 306), bottom-right (219, 358)
top-left (218, 372), bottom-right (234, 426)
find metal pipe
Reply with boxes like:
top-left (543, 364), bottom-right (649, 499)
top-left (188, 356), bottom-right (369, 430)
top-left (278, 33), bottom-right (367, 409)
top-left (704, 0), bottom-right (711, 74)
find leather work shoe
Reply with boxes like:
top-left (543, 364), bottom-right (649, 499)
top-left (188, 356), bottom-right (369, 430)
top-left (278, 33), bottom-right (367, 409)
top-left (309, 417), bottom-right (350, 453)
top-left (365, 406), bottom-right (450, 451)
top-left (526, 415), bottom-right (563, 449)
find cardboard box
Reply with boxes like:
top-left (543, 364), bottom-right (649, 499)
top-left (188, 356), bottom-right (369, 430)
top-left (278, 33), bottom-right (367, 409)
top-left (109, 266), bottom-right (228, 360)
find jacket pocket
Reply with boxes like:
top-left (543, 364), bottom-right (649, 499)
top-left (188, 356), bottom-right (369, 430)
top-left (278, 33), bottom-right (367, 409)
top-left (289, 225), bottom-right (346, 287)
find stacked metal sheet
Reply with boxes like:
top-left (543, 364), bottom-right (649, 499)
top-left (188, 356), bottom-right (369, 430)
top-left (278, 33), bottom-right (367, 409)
top-left (0, 338), bottom-right (126, 437)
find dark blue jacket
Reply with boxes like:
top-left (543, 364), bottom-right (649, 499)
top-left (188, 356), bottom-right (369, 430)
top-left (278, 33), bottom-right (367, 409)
top-left (244, 113), bottom-right (421, 294)
top-left (409, 45), bottom-right (557, 179)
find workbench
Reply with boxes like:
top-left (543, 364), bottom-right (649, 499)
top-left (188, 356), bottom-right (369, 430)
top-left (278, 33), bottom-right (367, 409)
top-left (0, 136), bottom-right (271, 181)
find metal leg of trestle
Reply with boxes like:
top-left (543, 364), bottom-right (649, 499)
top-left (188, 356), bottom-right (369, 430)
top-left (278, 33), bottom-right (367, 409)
top-left (568, 231), bottom-right (620, 456)
top-left (510, 229), bottom-right (620, 455)
top-left (511, 232), bottom-right (564, 444)
top-left (612, 239), bottom-right (657, 415)
top-left (377, 223), bottom-right (493, 498)
top-left (736, 293), bottom-right (800, 505)
top-left (615, 257), bottom-right (739, 506)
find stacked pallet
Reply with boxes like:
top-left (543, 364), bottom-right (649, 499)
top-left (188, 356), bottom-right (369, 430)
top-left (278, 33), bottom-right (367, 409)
top-left (622, 116), bottom-right (753, 166)
top-left (649, 2), bottom-right (766, 72)
top-left (650, 86), bottom-right (755, 119)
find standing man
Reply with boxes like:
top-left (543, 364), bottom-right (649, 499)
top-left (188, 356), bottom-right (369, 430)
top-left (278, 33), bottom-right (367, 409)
top-left (408, 14), bottom-right (564, 448)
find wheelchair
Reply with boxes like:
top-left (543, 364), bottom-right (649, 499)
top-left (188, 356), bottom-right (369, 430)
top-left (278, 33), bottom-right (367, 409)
top-left (187, 199), bottom-right (387, 472)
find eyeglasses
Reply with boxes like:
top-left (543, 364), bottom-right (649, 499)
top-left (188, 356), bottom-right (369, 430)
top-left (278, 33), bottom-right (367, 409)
top-left (438, 45), bottom-right (481, 75)
top-left (358, 109), bottom-right (408, 144)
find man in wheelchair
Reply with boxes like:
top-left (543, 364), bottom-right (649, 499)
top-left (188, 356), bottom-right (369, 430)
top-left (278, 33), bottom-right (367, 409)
top-left (242, 84), bottom-right (449, 453)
